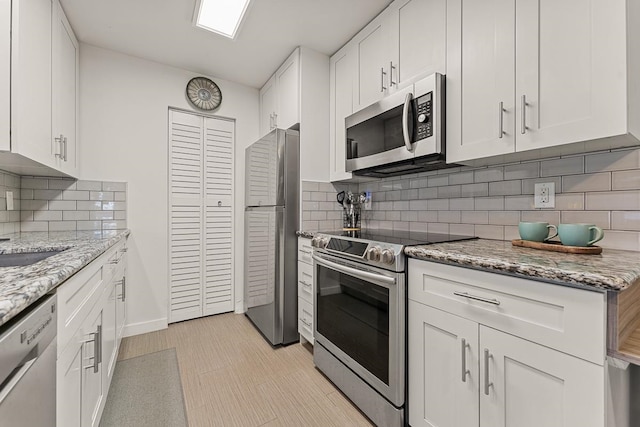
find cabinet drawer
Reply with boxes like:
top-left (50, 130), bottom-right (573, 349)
top-left (298, 237), bottom-right (312, 265)
top-left (298, 261), bottom-right (314, 304)
top-left (298, 297), bottom-right (314, 344)
top-left (408, 259), bottom-right (606, 365)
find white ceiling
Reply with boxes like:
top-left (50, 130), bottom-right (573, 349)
top-left (60, 0), bottom-right (393, 88)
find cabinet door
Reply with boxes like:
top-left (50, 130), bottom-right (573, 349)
top-left (52, 0), bottom-right (78, 176)
top-left (57, 330), bottom-right (83, 427)
top-left (275, 50), bottom-right (299, 131)
top-left (480, 326), bottom-right (604, 427)
top-left (329, 46), bottom-right (354, 182)
top-left (0, 0), bottom-right (9, 151)
top-left (515, 0), bottom-right (627, 152)
top-left (259, 74), bottom-right (277, 137)
top-left (11, 0), bottom-right (54, 167)
top-left (103, 280), bottom-right (117, 384)
top-left (389, 0), bottom-right (446, 91)
top-left (82, 307), bottom-right (104, 427)
top-left (352, 14), bottom-right (388, 110)
top-left (409, 301), bottom-right (479, 427)
top-left (446, 0), bottom-right (515, 163)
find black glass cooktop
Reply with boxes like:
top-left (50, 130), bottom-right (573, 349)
top-left (318, 229), bottom-right (477, 247)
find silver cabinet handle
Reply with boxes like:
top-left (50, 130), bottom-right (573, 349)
top-left (498, 102), bottom-right (504, 139)
top-left (454, 291), bottom-right (501, 306)
top-left (521, 95), bottom-right (527, 134)
top-left (300, 318), bottom-right (312, 329)
top-left (389, 62), bottom-right (396, 87)
top-left (63, 136), bottom-right (68, 161)
top-left (484, 348), bottom-right (493, 395)
top-left (380, 67), bottom-right (387, 92)
top-left (83, 328), bottom-right (100, 373)
top-left (121, 277), bottom-right (126, 302)
top-left (96, 324), bottom-right (102, 365)
top-left (402, 92), bottom-right (414, 152)
top-left (54, 135), bottom-right (64, 158)
top-left (461, 338), bottom-right (470, 382)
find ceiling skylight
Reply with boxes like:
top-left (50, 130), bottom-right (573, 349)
top-left (194, 0), bottom-right (252, 39)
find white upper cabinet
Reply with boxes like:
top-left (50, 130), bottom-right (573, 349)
top-left (388, 0), bottom-right (447, 91)
top-left (11, 0), bottom-right (54, 167)
top-left (275, 52), bottom-right (300, 132)
top-left (3, 0), bottom-right (79, 177)
top-left (352, 14), bottom-right (388, 111)
top-left (259, 47), bottom-right (330, 182)
top-left (52, 0), bottom-right (79, 176)
top-left (259, 48), bottom-right (300, 137)
top-left (329, 45), bottom-right (354, 182)
top-left (447, 0), bottom-right (632, 163)
top-left (259, 74), bottom-right (277, 137)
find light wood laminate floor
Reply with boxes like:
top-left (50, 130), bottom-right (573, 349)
top-left (117, 313), bottom-right (375, 426)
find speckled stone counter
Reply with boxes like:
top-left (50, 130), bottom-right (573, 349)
top-left (0, 229), bottom-right (130, 327)
top-left (296, 230), bottom-right (316, 239)
top-left (405, 239), bottom-right (640, 292)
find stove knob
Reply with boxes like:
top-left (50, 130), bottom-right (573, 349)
top-left (311, 236), bottom-right (320, 248)
top-left (381, 249), bottom-right (396, 265)
top-left (321, 237), bottom-right (330, 249)
top-left (366, 246), bottom-right (382, 262)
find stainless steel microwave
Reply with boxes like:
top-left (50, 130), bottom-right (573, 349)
top-left (345, 73), bottom-right (448, 177)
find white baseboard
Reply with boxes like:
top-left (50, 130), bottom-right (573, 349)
top-left (123, 317), bottom-right (168, 337)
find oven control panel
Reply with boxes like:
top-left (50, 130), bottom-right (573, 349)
top-left (415, 92), bottom-right (433, 141)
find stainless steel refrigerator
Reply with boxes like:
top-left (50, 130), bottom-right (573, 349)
top-left (244, 128), bottom-right (299, 345)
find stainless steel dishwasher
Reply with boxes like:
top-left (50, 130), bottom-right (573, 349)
top-left (0, 294), bottom-right (57, 426)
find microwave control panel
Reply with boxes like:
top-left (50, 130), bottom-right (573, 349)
top-left (416, 92), bottom-right (433, 140)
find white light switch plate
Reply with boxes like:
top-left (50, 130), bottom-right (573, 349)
top-left (534, 182), bottom-right (555, 208)
top-left (6, 191), bottom-right (13, 211)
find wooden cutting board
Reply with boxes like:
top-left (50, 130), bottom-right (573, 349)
top-left (511, 239), bottom-right (602, 254)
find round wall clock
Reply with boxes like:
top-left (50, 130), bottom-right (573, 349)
top-left (186, 77), bottom-right (222, 110)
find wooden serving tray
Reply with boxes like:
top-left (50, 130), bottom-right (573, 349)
top-left (511, 239), bottom-right (602, 254)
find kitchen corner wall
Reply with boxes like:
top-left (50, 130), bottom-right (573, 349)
top-left (359, 147), bottom-right (640, 252)
top-left (301, 180), bottom-right (358, 231)
top-left (20, 177), bottom-right (127, 232)
top-left (0, 170), bottom-right (21, 235)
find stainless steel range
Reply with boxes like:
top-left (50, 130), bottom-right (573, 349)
top-left (311, 229), bottom-right (475, 427)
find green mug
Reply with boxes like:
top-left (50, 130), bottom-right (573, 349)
top-left (558, 223), bottom-right (605, 247)
top-left (518, 222), bottom-right (558, 242)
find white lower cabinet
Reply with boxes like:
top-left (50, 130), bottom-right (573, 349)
top-left (297, 237), bottom-right (314, 344)
top-left (57, 236), bottom-right (128, 427)
top-left (408, 259), bottom-right (606, 427)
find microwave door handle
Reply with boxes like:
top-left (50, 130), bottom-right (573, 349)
top-left (402, 93), bottom-right (414, 152)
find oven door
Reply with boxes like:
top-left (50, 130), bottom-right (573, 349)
top-left (313, 252), bottom-right (404, 407)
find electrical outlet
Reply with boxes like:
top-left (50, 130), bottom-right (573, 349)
top-left (534, 182), bottom-right (555, 208)
top-left (6, 191), bottom-right (13, 211)
top-left (363, 191), bottom-right (372, 210)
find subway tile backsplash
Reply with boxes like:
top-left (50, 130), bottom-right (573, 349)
top-left (358, 147), bottom-right (640, 251)
top-left (0, 171), bottom-right (21, 235)
top-left (19, 177), bottom-right (127, 233)
top-left (301, 181), bottom-right (358, 232)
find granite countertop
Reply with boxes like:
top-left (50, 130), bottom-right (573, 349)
top-left (405, 239), bottom-right (640, 292)
top-left (296, 230), bottom-right (316, 239)
top-left (0, 229), bottom-right (130, 327)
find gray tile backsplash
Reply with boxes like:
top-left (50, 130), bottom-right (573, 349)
top-left (0, 170), bottom-right (22, 235)
top-left (19, 177), bottom-right (127, 233)
top-left (358, 147), bottom-right (640, 251)
top-left (301, 181), bottom-right (358, 232)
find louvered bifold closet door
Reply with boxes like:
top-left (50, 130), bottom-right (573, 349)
top-left (203, 117), bottom-right (234, 315)
top-left (169, 110), bottom-right (203, 323)
top-left (169, 111), bottom-right (235, 323)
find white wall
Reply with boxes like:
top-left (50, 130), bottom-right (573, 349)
top-left (79, 44), bottom-right (259, 335)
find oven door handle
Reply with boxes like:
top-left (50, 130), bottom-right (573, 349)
top-left (312, 255), bottom-right (396, 286)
